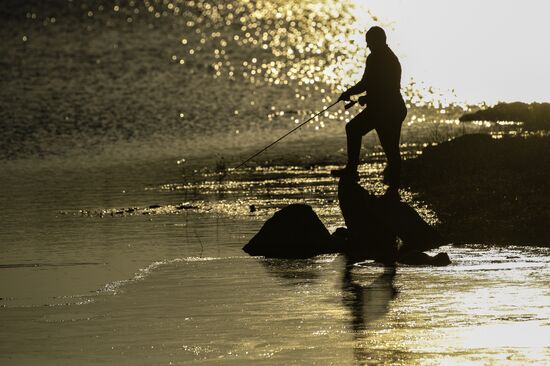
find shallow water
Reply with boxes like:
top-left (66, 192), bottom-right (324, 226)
top-left (1, 162), bottom-right (549, 365)
top-left (1, 0), bottom-right (549, 364)
top-left (2, 242), bottom-right (549, 364)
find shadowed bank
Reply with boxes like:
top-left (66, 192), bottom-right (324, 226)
top-left (402, 133), bottom-right (550, 246)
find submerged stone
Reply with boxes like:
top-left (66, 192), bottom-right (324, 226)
top-left (398, 251), bottom-right (451, 266)
top-left (243, 204), bottom-right (338, 258)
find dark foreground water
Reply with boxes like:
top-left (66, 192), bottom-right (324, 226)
top-left (1, 0), bottom-right (549, 364)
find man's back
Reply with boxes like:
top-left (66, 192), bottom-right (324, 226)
top-left (365, 45), bottom-right (402, 105)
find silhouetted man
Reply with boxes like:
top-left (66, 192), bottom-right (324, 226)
top-left (332, 26), bottom-right (407, 199)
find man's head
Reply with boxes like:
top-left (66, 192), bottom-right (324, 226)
top-left (365, 26), bottom-right (386, 51)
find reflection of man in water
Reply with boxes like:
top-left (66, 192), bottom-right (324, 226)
top-left (342, 260), bottom-right (397, 332)
top-left (332, 26), bottom-right (407, 199)
top-left (341, 259), bottom-right (397, 362)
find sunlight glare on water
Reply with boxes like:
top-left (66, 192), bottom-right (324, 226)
top-left (5, 0), bottom-right (537, 164)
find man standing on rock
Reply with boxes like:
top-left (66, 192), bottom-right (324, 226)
top-left (332, 26), bottom-right (407, 199)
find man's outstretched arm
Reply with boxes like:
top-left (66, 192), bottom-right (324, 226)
top-left (338, 69), bottom-right (367, 101)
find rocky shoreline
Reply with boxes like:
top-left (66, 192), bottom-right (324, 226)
top-left (243, 178), bottom-right (451, 265)
top-left (402, 134), bottom-right (550, 246)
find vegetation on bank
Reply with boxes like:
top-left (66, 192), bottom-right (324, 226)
top-left (460, 102), bottom-right (550, 130)
top-left (402, 134), bottom-right (550, 246)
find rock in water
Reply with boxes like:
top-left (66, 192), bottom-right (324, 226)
top-left (398, 251), bottom-right (451, 266)
top-left (338, 177), bottom-right (445, 261)
top-left (243, 204), bottom-right (337, 258)
top-left (337, 177), bottom-right (398, 263)
top-left (242, 182), bottom-right (449, 265)
top-left (376, 199), bottom-right (444, 253)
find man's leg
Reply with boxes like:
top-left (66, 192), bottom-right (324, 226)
top-left (345, 109), bottom-right (375, 170)
top-left (331, 108), bottom-right (375, 179)
top-left (377, 100), bottom-right (407, 194)
top-left (377, 120), bottom-right (403, 190)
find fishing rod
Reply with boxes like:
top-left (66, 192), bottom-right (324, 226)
top-left (228, 99), bottom-right (357, 176)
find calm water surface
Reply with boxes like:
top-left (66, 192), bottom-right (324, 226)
top-left (1, 163), bottom-right (549, 365)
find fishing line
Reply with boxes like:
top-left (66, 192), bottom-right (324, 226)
top-left (220, 99), bottom-right (356, 180)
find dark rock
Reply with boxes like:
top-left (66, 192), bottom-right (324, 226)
top-left (243, 204), bottom-right (338, 258)
top-left (242, 181), bottom-right (449, 265)
top-left (398, 251), bottom-right (451, 266)
top-left (149, 204), bottom-right (161, 209)
top-left (176, 204), bottom-right (198, 210)
top-left (338, 177), bottom-right (445, 261)
top-left (331, 227), bottom-right (349, 240)
top-left (381, 200), bottom-right (445, 253)
top-left (338, 177), bottom-right (397, 263)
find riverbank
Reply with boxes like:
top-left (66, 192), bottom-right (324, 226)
top-left (460, 102), bottom-right (550, 130)
top-left (402, 134), bottom-right (550, 246)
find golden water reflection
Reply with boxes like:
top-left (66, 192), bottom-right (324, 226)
top-left (15, 0), bottom-right (544, 166)
top-left (68, 0), bottom-right (470, 118)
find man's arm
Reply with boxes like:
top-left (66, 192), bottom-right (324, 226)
top-left (346, 70), bottom-right (368, 96)
top-left (338, 66), bottom-right (368, 101)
